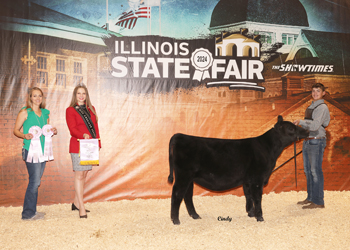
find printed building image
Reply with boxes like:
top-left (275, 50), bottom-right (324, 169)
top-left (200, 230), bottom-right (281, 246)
top-left (208, 0), bottom-right (350, 102)
top-left (209, 0), bottom-right (309, 54)
top-left (207, 0), bottom-right (310, 101)
top-left (215, 29), bottom-right (260, 57)
top-left (284, 30), bottom-right (350, 95)
top-left (0, 0), bottom-right (119, 93)
top-left (262, 29), bottom-right (350, 98)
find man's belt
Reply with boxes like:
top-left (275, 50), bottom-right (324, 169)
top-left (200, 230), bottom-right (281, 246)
top-left (304, 137), bottom-right (326, 141)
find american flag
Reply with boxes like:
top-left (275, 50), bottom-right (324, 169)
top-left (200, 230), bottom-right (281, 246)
top-left (116, 6), bottom-right (151, 29)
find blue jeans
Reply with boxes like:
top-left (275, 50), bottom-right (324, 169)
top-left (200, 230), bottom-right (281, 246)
top-left (21, 149), bottom-right (46, 219)
top-left (302, 138), bottom-right (326, 205)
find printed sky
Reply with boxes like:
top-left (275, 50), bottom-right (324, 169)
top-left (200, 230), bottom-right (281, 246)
top-left (30, 0), bottom-right (350, 38)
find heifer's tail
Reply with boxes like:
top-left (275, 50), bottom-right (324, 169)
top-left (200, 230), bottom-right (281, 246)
top-left (168, 137), bottom-right (174, 184)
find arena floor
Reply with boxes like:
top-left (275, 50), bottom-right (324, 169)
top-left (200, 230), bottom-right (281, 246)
top-left (0, 191), bottom-right (349, 250)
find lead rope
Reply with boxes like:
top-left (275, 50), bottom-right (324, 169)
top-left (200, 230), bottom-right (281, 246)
top-left (294, 141), bottom-right (297, 188)
top-left (272, 149), bottom-right (302, 174)
top-left (272, 136), bottom-right (301, 189)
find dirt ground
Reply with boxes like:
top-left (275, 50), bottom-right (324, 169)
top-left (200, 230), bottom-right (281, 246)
top-left (0, 191), bottom-right (349, 250)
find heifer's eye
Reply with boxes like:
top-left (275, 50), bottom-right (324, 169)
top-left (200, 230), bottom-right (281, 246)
top-left (287, 125), bottom-right (295, 133)
top-left (282, 123), bottom-right (296, 135)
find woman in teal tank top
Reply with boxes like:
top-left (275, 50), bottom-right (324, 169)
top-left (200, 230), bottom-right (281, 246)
top-left (13, 87), bottom-right (57, 220)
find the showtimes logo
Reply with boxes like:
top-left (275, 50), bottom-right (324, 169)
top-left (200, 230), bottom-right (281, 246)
top-left (272, 64), bottom-right (334, 72)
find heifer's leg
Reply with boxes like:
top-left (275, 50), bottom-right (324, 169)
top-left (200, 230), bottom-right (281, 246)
top-left (171, 185), bottom-right (183, 225)
top-left (251, 182), bottom-right (264, 222)
top-left (184, 181), bottom-right (201, 220)
top-left (243, 183), bottom-right (255, 218)
top-left (171, 178), bottom-right (192, 225)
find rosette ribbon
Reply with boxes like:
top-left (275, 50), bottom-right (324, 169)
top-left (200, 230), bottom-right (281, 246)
top-left (190, 48), bottom-right (214, 82)
top-left (42, 124), bottom-right (54, 161)
top-left (26, 126), bottom-right (45, 163)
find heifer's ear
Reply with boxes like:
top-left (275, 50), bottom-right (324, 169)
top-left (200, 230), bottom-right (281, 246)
top-left (277, 115), bottom-right (283, 123)
top-left (274, 115), bottom-right (283, 130)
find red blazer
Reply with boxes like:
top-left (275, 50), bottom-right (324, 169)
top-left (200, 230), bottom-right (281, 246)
top-left (66, 106), bottom-right (101, 153)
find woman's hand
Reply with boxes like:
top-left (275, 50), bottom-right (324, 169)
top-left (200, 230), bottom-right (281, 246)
top-left (51, 127), bottom-right (58, 135)
top-left (83, 133), bottom-right (90, 139)
top-left (24, 133), bottom-right (33, 140)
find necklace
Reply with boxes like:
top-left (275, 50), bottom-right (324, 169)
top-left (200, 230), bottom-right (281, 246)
top-left (34, 108), bottom-right (46, 146)
top-left (34, 109), bottom-right (45, 127)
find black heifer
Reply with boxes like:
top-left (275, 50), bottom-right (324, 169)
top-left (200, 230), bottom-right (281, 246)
top-left (168, 116), bottom-right (309, 225)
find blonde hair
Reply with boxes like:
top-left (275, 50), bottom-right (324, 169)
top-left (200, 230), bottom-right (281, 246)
top-left (25, 87), bottom-right (46, 110)
top-left (69, 85), bottom-right (98, 121)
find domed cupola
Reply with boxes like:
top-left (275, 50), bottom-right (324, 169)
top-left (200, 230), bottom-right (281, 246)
top-left (210, 0), bottom-right (309, 29)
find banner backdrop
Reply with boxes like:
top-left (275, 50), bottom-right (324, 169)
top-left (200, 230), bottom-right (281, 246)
top-left (1, 0), bottom-right (350, 206)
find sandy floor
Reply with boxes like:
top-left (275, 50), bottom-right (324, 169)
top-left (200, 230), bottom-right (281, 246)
top-left (0, 191), bottom-right (349, 250)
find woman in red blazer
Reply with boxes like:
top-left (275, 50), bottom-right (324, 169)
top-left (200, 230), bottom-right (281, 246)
top-left (66, 85), bottom-right (101, 218)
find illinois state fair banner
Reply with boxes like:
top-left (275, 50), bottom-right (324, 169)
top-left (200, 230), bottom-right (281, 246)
top-left (103, 34), bottom-right (265, 93)
top-left (1, 0), bottom-right (350, 206)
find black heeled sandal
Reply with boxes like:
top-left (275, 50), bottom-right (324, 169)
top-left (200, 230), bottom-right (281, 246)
top-left (72, 203), bottom-right (90, 213)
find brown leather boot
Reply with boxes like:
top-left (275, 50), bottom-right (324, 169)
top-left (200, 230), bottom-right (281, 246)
top-left (297, 199), bottom-right (312, 205)
top-left (302, 202), bottom-right (325, 209)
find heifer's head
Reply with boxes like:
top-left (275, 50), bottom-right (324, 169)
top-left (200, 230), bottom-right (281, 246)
top-left (274, 116), bottom-right (309, 145)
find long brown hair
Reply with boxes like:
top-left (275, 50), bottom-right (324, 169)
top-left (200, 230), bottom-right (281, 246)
top-left (69, 84), bottom-right (98, 121)
top-left (25, 87), bottom-right (46, 110)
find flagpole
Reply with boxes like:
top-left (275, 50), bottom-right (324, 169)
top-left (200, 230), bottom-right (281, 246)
top-left (106, 0), bottom-right (109, 30)
top-left (150, 6), bottom-right (152, 35)
top-left (147, 4), bottom-right (150, 35)
top-left (159, 1), bottom-right (161, 36)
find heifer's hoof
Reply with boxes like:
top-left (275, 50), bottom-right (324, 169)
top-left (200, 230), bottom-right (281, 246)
top-left (256, 216), bottom-right (264, 222)
top-left (172, 218), bottom-right (180, 225)
top-left (190, 214), bottom-right (201, 220)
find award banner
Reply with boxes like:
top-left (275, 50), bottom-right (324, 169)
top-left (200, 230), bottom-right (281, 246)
top-left (79, 139), bottom-right (100, 165)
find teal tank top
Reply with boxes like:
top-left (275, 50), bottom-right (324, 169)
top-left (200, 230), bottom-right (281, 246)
top-left (22, 108), bottom-right (50, 153)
